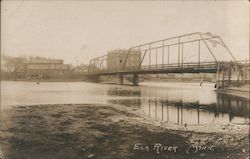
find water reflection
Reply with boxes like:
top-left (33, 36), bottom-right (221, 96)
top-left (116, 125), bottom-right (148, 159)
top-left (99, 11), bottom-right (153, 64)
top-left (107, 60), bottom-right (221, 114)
top-left (108, 93), bottom-right (249, 125)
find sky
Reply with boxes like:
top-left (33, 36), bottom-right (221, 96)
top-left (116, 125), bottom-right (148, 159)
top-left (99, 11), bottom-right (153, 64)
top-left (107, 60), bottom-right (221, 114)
top-left (1, 0), bottom-right (249, 65)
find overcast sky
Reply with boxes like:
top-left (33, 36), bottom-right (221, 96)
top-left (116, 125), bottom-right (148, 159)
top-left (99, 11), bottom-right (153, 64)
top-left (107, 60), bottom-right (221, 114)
top-left (1, 1), bottom-right (249, 65)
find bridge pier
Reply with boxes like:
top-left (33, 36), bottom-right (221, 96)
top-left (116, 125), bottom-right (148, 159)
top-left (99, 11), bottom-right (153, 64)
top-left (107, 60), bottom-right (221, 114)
top-left (118, 74), bottom-right (124, 85)
top-left (132, 74), bottom-right (139, 86)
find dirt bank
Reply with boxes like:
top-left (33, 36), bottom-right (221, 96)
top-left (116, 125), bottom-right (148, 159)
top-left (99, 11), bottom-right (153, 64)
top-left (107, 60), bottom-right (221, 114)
top-left (218, 84), bottom-right (250, 99)
top-left (0, 104), bottom-right (249, 159)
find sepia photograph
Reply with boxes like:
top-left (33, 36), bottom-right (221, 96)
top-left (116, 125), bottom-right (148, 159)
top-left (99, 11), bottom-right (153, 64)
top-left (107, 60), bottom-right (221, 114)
top-left (0, 0), bottom-right (249, 159)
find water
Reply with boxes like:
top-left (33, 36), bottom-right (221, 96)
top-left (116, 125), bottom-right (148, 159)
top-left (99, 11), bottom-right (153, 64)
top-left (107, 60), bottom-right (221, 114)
top-left (1, 81), bottom-right (249, 125)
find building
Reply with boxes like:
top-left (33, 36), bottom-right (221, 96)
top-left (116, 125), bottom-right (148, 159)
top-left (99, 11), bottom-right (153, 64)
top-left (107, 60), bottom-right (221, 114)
top-left (23, 58), bottom-right (70, 78)
top-left (107, 49), bottom-right (141, 71)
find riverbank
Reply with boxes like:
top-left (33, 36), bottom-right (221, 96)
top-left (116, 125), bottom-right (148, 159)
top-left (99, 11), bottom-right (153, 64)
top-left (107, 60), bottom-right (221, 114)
top-left (218, 84), bottom-right (250, 99)
top-left (0, 103), bottom-right (249, 159)
top-left (1, 78), bottom-right (84, 82)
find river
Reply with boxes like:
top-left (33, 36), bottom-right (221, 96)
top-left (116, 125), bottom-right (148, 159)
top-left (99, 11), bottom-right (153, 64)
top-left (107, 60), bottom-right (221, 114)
top-left (1, 81), bottom-right (249, 125)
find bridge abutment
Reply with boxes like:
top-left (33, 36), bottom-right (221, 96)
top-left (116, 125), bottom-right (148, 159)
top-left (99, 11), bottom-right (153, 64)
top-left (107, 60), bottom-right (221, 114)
top-left (216, 63), bottom-right (249, 89)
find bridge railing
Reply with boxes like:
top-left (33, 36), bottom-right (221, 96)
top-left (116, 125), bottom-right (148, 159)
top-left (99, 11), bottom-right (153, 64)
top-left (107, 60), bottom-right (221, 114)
top-left (140, 62), bottom-right (217, 71)
top-left (86, 62), bottom-right (218, 75)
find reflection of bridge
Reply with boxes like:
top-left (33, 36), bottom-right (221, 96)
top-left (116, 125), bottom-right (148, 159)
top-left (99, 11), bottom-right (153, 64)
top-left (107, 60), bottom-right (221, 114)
top-left (144, 93), bottom-right (249, 125)
top-left (85, 32), bottom-right (248, 86)
top-left (107, 93), bottom-right (249, 125)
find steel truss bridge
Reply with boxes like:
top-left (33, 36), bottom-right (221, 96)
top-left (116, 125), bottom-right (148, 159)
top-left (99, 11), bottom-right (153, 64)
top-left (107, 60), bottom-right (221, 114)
top-left (85, 32), bottom-right (247, 86)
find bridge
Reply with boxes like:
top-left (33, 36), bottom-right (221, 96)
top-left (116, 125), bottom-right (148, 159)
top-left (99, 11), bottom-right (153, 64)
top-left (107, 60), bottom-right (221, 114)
top-left (85, 32), bottom-right (249, 87)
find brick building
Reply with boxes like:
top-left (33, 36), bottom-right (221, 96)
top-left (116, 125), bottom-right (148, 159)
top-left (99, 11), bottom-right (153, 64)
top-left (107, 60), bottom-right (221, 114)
top-left (23, 58), bottom-right (70, 78)
top-left (107, 49), bottom-right (141, 71)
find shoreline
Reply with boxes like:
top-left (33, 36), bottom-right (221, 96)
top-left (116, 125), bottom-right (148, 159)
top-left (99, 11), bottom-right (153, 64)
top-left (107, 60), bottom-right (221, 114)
top-left (217, 86), bottom-right (250, 99)
top-left (0, 103), bottom-right (249, 159)
top-left (1, 78), bottom-right (84, 82)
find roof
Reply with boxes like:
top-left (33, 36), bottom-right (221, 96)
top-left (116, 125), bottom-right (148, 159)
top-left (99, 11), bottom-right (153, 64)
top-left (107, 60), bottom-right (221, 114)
top-left (24, 59), bottom-right (63, 64)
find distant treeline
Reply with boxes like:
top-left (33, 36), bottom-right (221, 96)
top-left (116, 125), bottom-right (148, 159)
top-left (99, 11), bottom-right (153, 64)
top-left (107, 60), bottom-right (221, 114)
top-left (1, 55), bottom-right (62, 72)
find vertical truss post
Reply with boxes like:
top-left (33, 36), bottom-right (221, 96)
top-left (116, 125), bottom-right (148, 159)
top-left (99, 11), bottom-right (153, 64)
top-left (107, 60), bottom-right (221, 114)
top-left (228, 63), bottom-right (232, 86)
top-left (243, 64), bottom-right (247, 83)
top-left (98, 59), bottom-right (102, 72)
top-left (181, 43), bottom-right (184, 68)
top-left (178, 36), bottom-right (181, 67)
top-left (93, 59), bottom-right (97, 72)
top-left (222, 66), bottom-right (225, 87)
top-left (149, 44), bottom-right (151, 69)
top-left (168, 46), bottom-right (170, 68)
top-left (156, 48), bottom-right (158, 69)
top-left (237, 68), bottom-right (240, 86)
top-left (88, 59), bottom-right (92, 72)
top-left (96, 59), bottom-right (99, 72)
top-left (198, 40), bottom-right (200, 68)
top-left (138, 46), bottom-right (141, 70)
top-left (216, 63), bottom-right (220, 89)
top-left (162, 41), bottom-right (164, 68)
top-left (97, 59), bottom-right (100, 71)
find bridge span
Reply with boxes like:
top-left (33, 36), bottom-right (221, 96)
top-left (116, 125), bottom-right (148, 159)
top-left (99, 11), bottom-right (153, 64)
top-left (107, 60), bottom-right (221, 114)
top-left (85, 32), bottom-right (248, 87)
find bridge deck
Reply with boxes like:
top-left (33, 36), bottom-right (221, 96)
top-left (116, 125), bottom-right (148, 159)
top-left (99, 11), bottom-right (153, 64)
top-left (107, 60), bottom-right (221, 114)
top-left (86, 62), bottom-right (218, 76)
